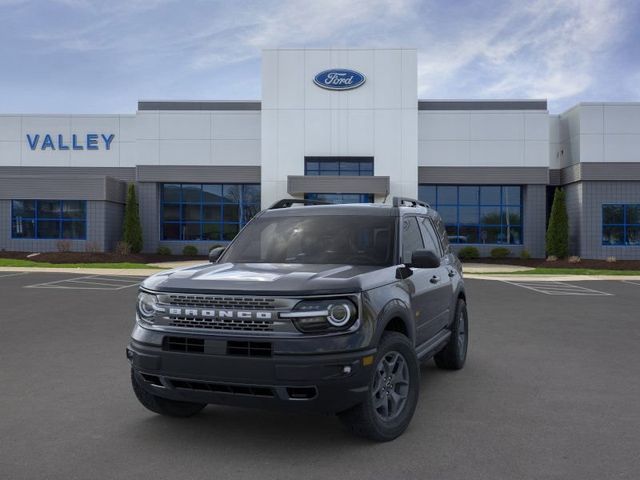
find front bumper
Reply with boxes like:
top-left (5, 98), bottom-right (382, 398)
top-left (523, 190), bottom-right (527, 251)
top-left (128, 337), bottom-right (376, 414)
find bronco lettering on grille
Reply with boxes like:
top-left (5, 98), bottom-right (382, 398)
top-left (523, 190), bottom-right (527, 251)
top-left (167, 308), bottom-right (273, 320)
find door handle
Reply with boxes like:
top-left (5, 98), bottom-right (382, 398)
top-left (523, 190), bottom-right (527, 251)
top-left (430, 275), bottom-right (440, 284)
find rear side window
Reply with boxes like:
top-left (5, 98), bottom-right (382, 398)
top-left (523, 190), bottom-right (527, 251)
top-left (432, 215), bottom-right (450, 253)
top-left (418, 217), bottom-right (442, 257)
top-left (401, 217), bottom-right (424, 264)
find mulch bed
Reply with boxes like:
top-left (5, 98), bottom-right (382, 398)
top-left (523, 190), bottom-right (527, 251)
top-left (467, 257), bottom-right (640, 271)
top-left (0, 251), bottom-right (207, 264)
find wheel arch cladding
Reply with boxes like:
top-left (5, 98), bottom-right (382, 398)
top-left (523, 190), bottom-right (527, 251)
top-left (376, 299), bottom-right (414, 344)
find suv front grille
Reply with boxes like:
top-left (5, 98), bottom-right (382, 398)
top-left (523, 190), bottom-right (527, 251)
top-left (168, 316), bottom-right (274, 332)
top-left (169, 379), bottom-right (275, 397)
top-left (165, 295), bottom-right (277, 310)
top-left (163, 336), bottom-right (205, 353)
top-left (226, 341), bottom-right (272, 357)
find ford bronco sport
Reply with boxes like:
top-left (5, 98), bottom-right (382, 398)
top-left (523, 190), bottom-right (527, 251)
top-left (127, 197), bottom-right (468, 441)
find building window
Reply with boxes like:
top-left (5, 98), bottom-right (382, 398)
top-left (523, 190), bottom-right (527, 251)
top-left (160, 183), bottom-right (260, 241)
top-left (11, 200), bottom-right (87, 239)
top-left (602, 204), bottom-right (640, 246)
top-left (305, 156), bottom-right (373, 176)
top-left (304, 157), bottom-right (374, 204)
top-left (304, 193), bottom-right (374, 204)
top-left (418, 185), bottom-right (522, 245)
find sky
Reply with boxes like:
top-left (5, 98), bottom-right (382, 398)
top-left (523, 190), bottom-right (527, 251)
top-left (0, 0), bottom-right (638, 114)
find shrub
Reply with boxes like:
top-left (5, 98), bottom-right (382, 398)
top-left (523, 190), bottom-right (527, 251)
top-left (56, 240), bottom-right (72, 253)
top-left (156, 246), bottom-right (172, 256)
top-left (182, 245), bottom-right (198, 256)
top-left (115, 241), bottom-right (131, 256)
top-left (84, 241), bottom-right (100, 253)
top-left (457, 246), bottom-right (480, 261)
top-left (568, 255), bottom-right (581, 264)
top-left (546, 187), bottom-right (569, 259)
top-left (122, 184), bottom-right (143, 254)
top-left (546, 255), bottom-right (558, 262)
top-left (520, 249), bottom-right (531, 259)
top-left (209, 244), bottom-right (225, 252)
top-left (490, 247), bottom-right (510, 259)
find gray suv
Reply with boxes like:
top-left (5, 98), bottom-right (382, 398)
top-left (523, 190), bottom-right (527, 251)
top-left (127, 197), bottom-right (468, 441)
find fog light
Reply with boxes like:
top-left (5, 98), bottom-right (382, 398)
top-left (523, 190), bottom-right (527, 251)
top-left (342, 365), bottom-right (352, 374)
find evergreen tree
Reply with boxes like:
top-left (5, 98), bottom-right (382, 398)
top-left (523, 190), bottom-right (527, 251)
top-left (545, 187), bottom-right (569, 258)
top-left (122, 183), bottom-right (143, 253)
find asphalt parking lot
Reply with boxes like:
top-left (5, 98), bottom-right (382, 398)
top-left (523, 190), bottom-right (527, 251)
top-left (1, 272), bottom-right (639, 480)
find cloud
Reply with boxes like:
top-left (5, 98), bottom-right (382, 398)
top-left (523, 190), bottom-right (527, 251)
top-left (0, 0), bottom-right (636, 113)
top-left (416, 0), bottom-right (625, 107)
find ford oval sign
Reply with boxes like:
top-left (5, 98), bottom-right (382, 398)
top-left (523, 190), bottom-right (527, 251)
top-left (314, 69), bottom-right (366, 90)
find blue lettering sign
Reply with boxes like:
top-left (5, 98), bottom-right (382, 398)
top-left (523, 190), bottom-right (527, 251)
top-left (314, 69), bottom-right (366, 90)
top-left (101, 133), bottom-right (115, 150)
top-left (72, 134), bottom-right (83, 150)
top-left (41, 134), bottom-right (55, 150)
top-left (26, 134), bottom-right (40, 150)
top-left (87, 133), bottom-right (99, 150)
top-left (58, 134), bottom-right (69, 150)
top-left (25, 133), bottom-right (116, 151)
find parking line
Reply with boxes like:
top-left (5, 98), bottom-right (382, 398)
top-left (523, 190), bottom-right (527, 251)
top-left (623, 280), bottom-right (640, 287)
top-left (25, 275), bottom-right (141, 290)
top-left (0, 272), bottom-right (29, 279)
top-left (501, 280), bottom-right (613, 296)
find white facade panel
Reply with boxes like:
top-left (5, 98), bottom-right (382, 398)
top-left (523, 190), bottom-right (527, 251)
top-left (276, 50), bottom-right (305, 109)
top-left (347, 110), bottom-right (374, 156)
top-left (304, 109), bottom-right (332, 155)
top-left (158, 140), bottom-right (210, 165)
top-left (604, 134), bottom-right (640, 162)
top-left (212, 139), bottom-right (260, 166)
top-left (0, 116), bottom-right (21, 141)
top-left (524, 113), bottom-right (549, 141)
top-left (524, 140), bottom-right (548, 166)
top-left (469, 113), bottom-right (524, 140)
top-left (159, 112), bottom-right (211, 140)
top-left (418, 140), bottom-right (469, 166)
top-left (0, 141), bottom-right (21, 166)
top-left (470, 140), bottom-right (524, 166)
top-left (579, 134), bottom-right (604, 163)
top-left (419, 112), bottom-right (469, 141)
top-left (579, 105), bottom-right (604, 134)
top-left (212, 112), bottom-right (260, 140)
top-left (604, 104), bottom-right (640, 134)
top-left (135, 112), bottom-right (159, 140)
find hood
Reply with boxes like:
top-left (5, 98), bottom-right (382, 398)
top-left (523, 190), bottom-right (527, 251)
top-left (142, 262), bottom-right (396, 296)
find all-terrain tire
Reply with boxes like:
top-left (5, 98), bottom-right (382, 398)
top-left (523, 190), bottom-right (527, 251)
top-left (338, 332), bottom-right (420, 442)
top-left (131, 369), bottom-right (206, 417)
top-left (434, 298), bottom-right (468, 370)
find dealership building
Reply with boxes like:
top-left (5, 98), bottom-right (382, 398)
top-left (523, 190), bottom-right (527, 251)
top-left (1, 48), bottom-right (639, 259)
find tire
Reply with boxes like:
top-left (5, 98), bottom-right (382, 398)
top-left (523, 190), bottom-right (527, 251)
top-left (131, 369), bottom-right (206, 417)
top-left (434, 298), bottom-right (468, 370)
top-left (338, 332), bottom-right (420, 442)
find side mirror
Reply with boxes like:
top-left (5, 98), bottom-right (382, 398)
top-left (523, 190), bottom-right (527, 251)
top-left (208, 247), bottom-right (225, 263)
top-left (409, 249), bottom-right (441, 269)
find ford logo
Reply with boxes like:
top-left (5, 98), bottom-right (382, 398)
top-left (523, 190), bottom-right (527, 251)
top-left (314, 69), bottom-right (366, 90)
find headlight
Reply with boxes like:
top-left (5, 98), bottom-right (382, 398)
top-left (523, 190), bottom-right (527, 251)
top-left (281, 299), bottom-right (358, 333)
top-left (137, 291), bottom-right (158, 323)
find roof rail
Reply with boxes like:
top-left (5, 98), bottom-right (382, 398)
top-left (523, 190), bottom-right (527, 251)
top-left (392, 196), bottom-right (430, 209)
top-left (268, 198), bottom-right (332, 209)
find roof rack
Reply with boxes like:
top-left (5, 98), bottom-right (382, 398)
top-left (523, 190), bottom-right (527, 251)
top-left (269, 198), bottom-right (332, 209)
top-left (392, 196), bottom-right (430, 209)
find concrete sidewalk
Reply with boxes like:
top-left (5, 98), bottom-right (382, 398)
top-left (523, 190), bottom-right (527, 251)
top-left (462, 263), bottom-right (533, 273)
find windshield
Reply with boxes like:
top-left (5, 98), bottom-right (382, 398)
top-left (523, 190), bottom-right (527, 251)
top-left (221, 214), bottom-right (396, 266)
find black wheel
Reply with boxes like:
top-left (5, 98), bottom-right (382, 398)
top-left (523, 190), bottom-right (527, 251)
top-left (131, 369), bottom-right (206, 417)
top-left (434, 298), bottom-right (468, 370)
top-left (338, 332), bottom-right (420, 442)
